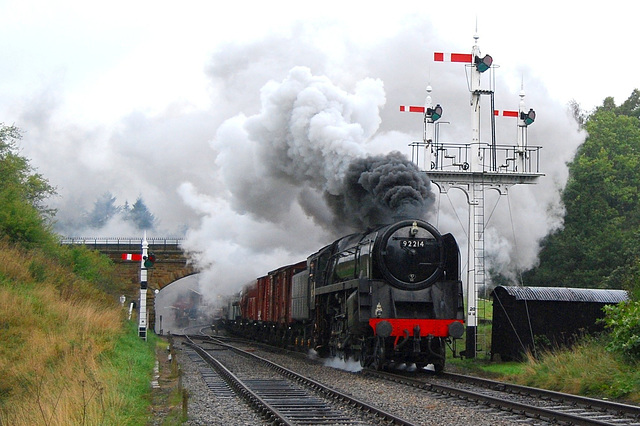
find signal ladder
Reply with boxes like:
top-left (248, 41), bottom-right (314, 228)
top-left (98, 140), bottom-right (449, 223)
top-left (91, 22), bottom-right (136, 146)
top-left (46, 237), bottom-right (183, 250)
top-left (472, 184), bottom-right (488, 354)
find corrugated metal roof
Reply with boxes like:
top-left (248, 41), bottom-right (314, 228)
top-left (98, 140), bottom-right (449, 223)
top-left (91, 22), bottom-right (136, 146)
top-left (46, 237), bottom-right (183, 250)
top-left (493, 286), bottom-right (629, 303)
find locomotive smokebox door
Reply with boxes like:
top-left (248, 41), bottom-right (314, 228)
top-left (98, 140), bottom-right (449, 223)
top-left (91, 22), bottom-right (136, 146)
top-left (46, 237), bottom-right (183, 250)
top-left (375, 220), bottom-right (446, 291)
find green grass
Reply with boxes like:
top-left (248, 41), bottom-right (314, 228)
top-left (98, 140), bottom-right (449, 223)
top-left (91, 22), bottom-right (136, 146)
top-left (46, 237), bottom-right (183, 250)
top-left (98, 321), bottom-right (158, 425)
top-left (447, 333), bottom-right (640, 404)
top-left (509, 337), bottom-right (640, 403)
top-left (0, 240), bottom-right (159, 425)
top-left (445, 298), bottom-right (640, 403)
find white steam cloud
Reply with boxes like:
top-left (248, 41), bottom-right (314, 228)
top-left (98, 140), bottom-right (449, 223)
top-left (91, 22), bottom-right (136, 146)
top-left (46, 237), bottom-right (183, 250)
top-left (211, 66), bottom-right (384, 224)
top-left (181, 65), bottom-right (436, 295)
top-left (5, 19), bottom-right (585, 303)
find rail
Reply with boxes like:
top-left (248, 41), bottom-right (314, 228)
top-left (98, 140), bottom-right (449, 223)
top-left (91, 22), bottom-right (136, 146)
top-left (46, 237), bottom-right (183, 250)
top-left (366, 369), bottom-right (640, 425)
top-left (192, 336), bottom-right (418, 426)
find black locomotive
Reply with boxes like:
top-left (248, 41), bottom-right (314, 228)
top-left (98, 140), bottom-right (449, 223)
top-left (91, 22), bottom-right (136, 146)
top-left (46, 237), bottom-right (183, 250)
top-left (225, 219), bottom-right (464, 373)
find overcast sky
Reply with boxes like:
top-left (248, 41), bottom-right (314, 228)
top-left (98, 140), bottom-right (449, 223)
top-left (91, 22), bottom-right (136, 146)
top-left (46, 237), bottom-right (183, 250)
top-left (1, 0), bottom-right (635, 299)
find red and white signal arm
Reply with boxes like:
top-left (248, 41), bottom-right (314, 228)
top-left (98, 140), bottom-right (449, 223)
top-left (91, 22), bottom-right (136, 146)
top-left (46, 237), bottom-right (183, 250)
top-left (434, 52), bottom-right (473, 63)
top-left (494, 110), bottom-right (519, 117)
top-left (122, 253), bottom-right (143, 261)
top-left (400, 105), bottom-right (426, 113)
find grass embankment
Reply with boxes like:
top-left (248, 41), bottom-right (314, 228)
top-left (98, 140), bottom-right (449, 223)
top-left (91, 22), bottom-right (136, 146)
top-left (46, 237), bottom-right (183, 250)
top-left (450, 338), bottom-right (640, 403)
top-left (151, 337), bottom-right (189, 424)
top-left (513, 339), bottom-right (640, 403)
top-left (0, 241), bottom-right (157, 425)
top-left (449, 300), bottom-right (640, 404)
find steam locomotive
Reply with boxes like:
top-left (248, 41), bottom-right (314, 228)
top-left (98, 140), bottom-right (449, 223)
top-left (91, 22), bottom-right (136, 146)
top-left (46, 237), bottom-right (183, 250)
top-left (223, 219), bottom-right (464, 372)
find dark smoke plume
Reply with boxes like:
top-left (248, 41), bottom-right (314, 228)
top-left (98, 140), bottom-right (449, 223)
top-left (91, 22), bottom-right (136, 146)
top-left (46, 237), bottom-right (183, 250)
top-left (326, 151), bottom-right (434, 230)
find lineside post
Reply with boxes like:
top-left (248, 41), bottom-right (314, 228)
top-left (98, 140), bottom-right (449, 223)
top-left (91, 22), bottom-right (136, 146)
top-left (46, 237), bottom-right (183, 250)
top-left (139, 233), bottom-right (149, 340)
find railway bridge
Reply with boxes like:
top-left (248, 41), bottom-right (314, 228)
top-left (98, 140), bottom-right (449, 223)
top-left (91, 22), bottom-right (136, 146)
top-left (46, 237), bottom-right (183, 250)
top-left (61, 237), bottom-right (199, 328)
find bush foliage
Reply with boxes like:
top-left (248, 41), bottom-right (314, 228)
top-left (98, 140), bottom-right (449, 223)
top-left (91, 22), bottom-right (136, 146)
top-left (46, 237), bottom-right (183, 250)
top-left (602, 301), bottom-right (640, 361)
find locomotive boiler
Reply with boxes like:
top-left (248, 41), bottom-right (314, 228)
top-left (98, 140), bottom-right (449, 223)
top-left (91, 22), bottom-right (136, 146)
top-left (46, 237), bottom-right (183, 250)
top-left (226, 219), bottom-right (464, 373)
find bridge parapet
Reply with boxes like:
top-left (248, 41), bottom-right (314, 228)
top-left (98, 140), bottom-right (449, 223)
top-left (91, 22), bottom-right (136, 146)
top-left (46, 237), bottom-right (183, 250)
top-left (61, 237), bottom-right (184, 252)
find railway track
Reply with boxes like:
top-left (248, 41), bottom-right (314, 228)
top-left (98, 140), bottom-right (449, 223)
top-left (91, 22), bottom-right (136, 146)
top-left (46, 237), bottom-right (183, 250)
top-left (180, 329), bottom-right (640, 424)
top-left (182, 336), bottom-right (419, 425)
top-left (364, 369), bottom-right (640, 425)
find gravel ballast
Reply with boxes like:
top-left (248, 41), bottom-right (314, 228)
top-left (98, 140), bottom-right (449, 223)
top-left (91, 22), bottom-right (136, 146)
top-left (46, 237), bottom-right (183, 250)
top-left (168, 339), bottom-right (524, 425)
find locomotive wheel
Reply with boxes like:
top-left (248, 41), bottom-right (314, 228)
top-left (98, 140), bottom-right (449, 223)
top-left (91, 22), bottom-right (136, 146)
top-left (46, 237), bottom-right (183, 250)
top-left (371, 338), bottom-right (386, 371)
top-left (430, 338), bottom-right (446, 374)
top-left (358, 338), bottom-right (372, 368)
top-left (329, 344), bottom-right (337, 358)
top-left (329, 343), bottom-right (346, 360)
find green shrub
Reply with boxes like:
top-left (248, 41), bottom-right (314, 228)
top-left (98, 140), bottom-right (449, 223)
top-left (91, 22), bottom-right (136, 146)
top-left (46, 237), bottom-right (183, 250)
top-left (602, 301), bottom-right (640, 361)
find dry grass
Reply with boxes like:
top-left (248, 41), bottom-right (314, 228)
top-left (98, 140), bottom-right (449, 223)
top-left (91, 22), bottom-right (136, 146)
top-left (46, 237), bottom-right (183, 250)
top-left (507, 339), bottom-right (640, 403)
top-left (0, 241), bottom-right (149, 425)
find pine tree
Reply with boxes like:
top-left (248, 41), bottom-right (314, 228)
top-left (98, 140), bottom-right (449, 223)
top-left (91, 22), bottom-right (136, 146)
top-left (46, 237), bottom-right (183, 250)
top-left (129, 196), bottom-right (156, 230)
top-left (86, 192), bottom-right (120, 229)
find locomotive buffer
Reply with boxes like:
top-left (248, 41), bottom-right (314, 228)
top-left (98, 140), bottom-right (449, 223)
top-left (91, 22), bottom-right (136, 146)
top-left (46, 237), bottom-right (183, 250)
top-left (404, 32), bottom-right (543, 358)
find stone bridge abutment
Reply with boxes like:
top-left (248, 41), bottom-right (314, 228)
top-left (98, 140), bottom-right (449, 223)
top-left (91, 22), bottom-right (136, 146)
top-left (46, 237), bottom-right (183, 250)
top-left (62, 237), bottom-right (198, 329)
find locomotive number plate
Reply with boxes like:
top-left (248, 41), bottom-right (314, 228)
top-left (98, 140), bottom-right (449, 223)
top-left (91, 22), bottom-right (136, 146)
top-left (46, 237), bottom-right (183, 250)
top-left (399, 238), bottom-right (428, 248)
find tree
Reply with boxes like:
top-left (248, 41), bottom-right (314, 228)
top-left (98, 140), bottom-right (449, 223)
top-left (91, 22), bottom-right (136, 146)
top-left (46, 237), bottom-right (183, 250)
top-left (568, 99), bottom-right (587, 128)
top-left (616, 88), bottom-right (640, 119)
top-left (0, 124), bottom-right (56, 218)
top-left (0, 124), bottom-right (56, 245)
top-left (128, 196), bottom-right (156, 230)
top-left (85, 192), bottom-right (120, 229)
top-left (84, 194), bottom-right (156, 231)
top-left (524, 94), bottom-right (640, 293)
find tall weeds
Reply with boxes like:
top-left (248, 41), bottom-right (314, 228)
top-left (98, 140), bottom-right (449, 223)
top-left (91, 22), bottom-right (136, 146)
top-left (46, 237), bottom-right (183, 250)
top-left (510, 337), bottom-right (640, 403)
top-left (0, 240), bottom-right (154, 425)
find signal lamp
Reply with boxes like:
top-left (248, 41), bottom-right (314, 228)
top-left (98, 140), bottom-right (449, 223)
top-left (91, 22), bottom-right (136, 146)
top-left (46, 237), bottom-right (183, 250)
top-left (520, 108), bottom-right (536, 126)
top-left (144, 253), bottom-right (156, 268)
top-left (475, 54), bottom-right (493, 73)
top-left (427, 104), bottom-right (443, 121)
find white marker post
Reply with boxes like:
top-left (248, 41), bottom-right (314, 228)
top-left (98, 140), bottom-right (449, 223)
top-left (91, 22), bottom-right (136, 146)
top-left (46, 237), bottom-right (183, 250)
top-left (139, 232), bottom-right (149, 340)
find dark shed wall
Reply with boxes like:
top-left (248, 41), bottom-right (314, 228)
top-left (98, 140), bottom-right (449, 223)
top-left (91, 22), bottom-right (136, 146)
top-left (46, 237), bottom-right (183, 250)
top-left (491, 286), bottom-right (628, 361)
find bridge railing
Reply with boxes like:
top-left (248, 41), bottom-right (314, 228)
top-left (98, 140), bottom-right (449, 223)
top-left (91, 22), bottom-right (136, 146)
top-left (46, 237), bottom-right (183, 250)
top-left (60, 237), bottom-right (185, 251)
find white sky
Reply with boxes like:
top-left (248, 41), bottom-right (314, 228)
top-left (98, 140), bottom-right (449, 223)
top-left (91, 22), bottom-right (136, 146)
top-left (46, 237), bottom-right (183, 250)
top-left (1, 1), bottom-right (636, 125)
top-left (0, 0), bottom-right (636, 295)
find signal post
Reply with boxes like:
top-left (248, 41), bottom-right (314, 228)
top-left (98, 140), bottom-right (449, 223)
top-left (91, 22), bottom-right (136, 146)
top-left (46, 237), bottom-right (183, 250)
top-left (406, 33), bottom-right (543, 358)
top-left (121, 232), bottom-right (156, 340)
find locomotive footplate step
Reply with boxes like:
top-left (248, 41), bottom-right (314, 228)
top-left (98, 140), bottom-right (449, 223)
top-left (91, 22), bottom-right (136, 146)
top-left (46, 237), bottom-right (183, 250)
top-left (244, 379), bottom-right (365, 424)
